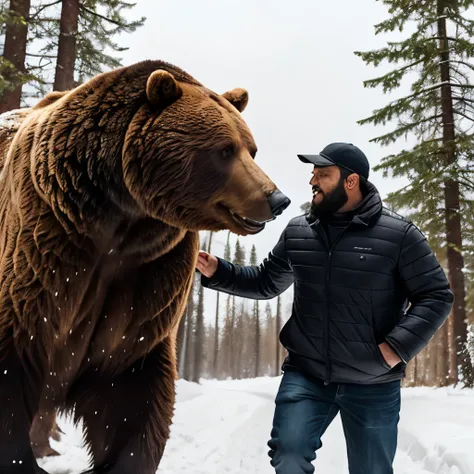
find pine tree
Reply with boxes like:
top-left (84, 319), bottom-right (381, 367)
top-left (355, 0), bottom-right (474, 387)
top-left (208, 231), bottom-right (220, 379)
top-left (74, 1), bottom-right (145, 84)
top-left (262, 302), bottom-right (275, 375)
top-left (220, 231), bottom-right (233, 378)
top-left (275, 295), bottom-right (282, 376)
top-left (182, 274), bottom-right (197, 381)
top-left (0, 0), bottom-right (33, 112)
top-left (16, 1), bottom-right (145, 98)
top-left (192, 235), bottom-right (207, 383)
top-left (249, 244), bottom-right (261, 378)
top-left (300, 201), bottom-right (311, 214)
top-left (231, 239), bottom-right (246, 378)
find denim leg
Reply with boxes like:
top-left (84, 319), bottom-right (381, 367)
top-left (267, 371), bottom-right (339, 474)
top-left (338, 380), bottom-right (401, 474)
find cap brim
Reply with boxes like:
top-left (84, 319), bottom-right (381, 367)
top-left (297, 153), bottom-right (335, 167)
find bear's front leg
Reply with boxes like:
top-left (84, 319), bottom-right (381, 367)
top-left (69, 337), bottom-right (176, 474)
top-left (0, 348), bottom-right (48, 474)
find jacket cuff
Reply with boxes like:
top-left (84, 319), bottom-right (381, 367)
top-left (200, 257), bottom-right (233, 288)
top-left (385, 336), bottom-right (408, 364)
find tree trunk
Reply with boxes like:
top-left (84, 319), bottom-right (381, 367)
top-left (437, 2), bottom-right (473, 387)
top-left (213, 292), bottom-right (220, 378)
top-left (410, 356), bottom-right (417, 387)
top-left (254, 302), bottom-right (260, 378)
top-left (182, 284), bottom-right (195, 381)
top-left (205, 231), bottom-right (220, 379)
top-left (275, 296), bottom-right (281, 376)
top-left (176, 308), bottom-right (187, 376)
top-left (0, 0), bottom-right (31, 113)
top-left (54, 0), bottom-right (80, 91)
top-left (230, 296), bottom-right (236, 378)
top-left (192, 236), bottom-right (208, 383)
top-left (427, 340), bottom-right (437, 386)
top-left (448, 309), bottom-right (458, 384)
top-left (437, 321), bottom-right (450, 387)
top-left (192, 283), bottom-right (204, 382)
top-left (415, 350), bottom-right (426, 386)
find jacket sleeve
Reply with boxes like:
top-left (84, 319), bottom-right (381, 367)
top-left (385, 223), bottom-right (454, 363)
top-left (200, 228), bottom-right (294, 300)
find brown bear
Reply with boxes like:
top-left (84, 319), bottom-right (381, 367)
top-left (0, 59), bottom-right (290, 474)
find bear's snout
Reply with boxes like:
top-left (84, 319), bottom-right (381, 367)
top-left (267, 189), bottom-right (291, 219)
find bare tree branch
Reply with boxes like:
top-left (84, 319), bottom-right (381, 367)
top-left (79, 5), bottom-right (128, 28)
top-left (29, 0), bottom-right (62, 21)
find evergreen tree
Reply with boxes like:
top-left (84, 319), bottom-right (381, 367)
top-left (182, 274), bottom-right (197, 381)
top-left (231, 239), bottom-right (246, 378)
top-left (220, 231), bottom-right (233, 378)
top-left (262, 301), bottom-right (275, 375)
top-left (250, 244), bottom-right (261, 377)
top-left (275, 295), bottom-right (282, 376)
top-left (192, 235), bottom-right (207, 383)
top-left (74, 0), bottom-right (145, 84)
top-left (355, 0), bottom-right (474, 386)
top-left (0, 0), bottom-right (33, 112)
top-left (300, 201), bottom-right (311, 214)
top-left (17, 0), bottom-right (145, 98)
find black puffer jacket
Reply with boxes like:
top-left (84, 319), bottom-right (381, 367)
top-left (201, 183), bottom-right (454, 384)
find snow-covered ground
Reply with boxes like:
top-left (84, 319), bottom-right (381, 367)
top-left (39, 376), bottom-right (474, 474)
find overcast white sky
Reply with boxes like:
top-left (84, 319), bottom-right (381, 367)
top-left (115, 0), bottom-right (415, 317)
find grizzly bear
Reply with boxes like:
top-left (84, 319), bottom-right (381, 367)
top-left (0, 60), bottom-right (290, 474)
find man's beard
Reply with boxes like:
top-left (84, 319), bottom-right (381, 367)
top-left (308, 176), bottom-right (348, 222)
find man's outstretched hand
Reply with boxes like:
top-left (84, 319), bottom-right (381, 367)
top-left (196, 250), bottom-right (218, 278)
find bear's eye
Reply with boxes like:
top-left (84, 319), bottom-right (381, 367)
top-left (221, 145), bottom-right (235, 159)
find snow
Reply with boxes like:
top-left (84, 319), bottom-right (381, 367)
top-left (38, 377), bottom-right (474, 474)
top-left (0, 109), bottom-right (26, 131)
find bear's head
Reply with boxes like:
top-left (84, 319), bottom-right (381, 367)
top-left (26, 61), bottom-right (289, 238)
top-left (118, 62), bottom-right (290, 235)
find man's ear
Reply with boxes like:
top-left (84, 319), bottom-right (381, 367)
top-left (345, 173), bottom-right (360, 190)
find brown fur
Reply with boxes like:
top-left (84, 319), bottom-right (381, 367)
top-left (0, 60), bottom-right (282, 473)
top-left (0, 96), bottom-right (67, 459)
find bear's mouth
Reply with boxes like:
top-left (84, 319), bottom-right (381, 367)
top-left (230, 211), bottom-right (266, 233)
top-left (218, 204), bottom-right (267, 233)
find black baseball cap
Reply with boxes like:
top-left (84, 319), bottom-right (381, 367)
top-left (297, 142), bottom-right (370, 180)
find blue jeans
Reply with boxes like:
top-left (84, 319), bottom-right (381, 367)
top-left (267, 370), bottom-right (401, 474)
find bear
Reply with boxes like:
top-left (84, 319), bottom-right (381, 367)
top-left (0, 59), bottom-right (290, 474)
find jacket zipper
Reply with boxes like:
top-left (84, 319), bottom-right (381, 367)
top-left (313, 220), bottom-right (352, 385)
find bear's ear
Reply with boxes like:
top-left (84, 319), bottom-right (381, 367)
top-left (146, 70), bottom-right (182, 108)
top-left (222, 88), bottom-right (249, 113)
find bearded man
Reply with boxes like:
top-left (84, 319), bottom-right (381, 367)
top-left (196, 142), bottom-right (453, 474)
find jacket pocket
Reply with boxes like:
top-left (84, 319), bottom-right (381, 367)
top-left (371, 309), bottom-right (392, 371)
top-left (373, 340), bottom-right (392, 371)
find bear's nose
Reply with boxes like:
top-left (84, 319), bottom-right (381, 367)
top-left (267, 189), bottom-right (291, 218)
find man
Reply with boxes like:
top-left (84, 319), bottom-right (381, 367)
top-left (196, 142), bottom-right (454, 474)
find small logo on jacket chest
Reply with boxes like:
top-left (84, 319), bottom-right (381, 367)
top-left (354, 246), bottom-right (372, 260)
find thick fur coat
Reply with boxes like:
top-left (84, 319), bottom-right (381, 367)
top-left (0, 60), bottom-right (282, 474)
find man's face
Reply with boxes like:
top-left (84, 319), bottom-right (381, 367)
top-left (308, 166), bottom-right (348, 219)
